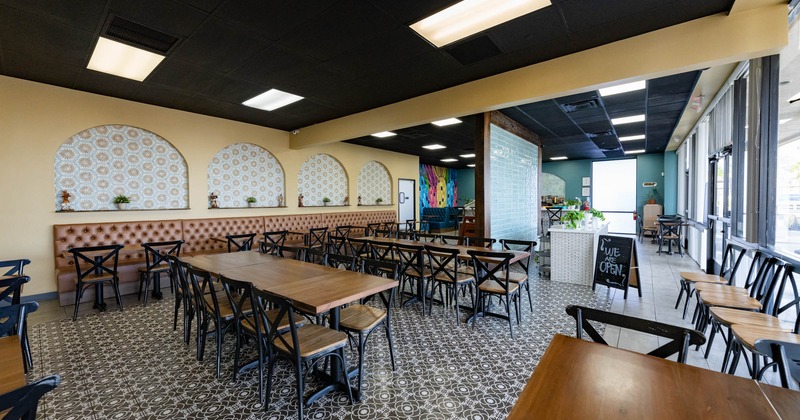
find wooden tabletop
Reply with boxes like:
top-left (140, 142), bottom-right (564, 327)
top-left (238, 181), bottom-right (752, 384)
top-left (757, 382), bottom-right (800, 419)
top-left (365, 237), bottom-right (530, 263)
top-left (507, 334), bottom-right (789, 419)
top-left (182, 251), bottom-right (275, 274)
top-left (0, 336), bottom-right (25, 396)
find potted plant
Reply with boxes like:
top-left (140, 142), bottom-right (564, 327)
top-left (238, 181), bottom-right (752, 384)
top-left (246, 196), bottom-right (257, 207)
top-left (647, 188), bottom-right (660, 205)
top-left (322, 197), bottom-right (331, 206)
top-left (113, 194), bottom-right (130, 210)
top-left (589, 208), bottom-right (606, 221)
top-left (564, 198), bottom-right (581, 210)
top-left (560, 209), bottom-right (584, 229)
top-left (376, 197), bottom-right (384, 205)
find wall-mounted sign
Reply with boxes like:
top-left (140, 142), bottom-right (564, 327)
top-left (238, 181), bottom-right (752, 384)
top-left (642, 182), bottom-right (658, 188)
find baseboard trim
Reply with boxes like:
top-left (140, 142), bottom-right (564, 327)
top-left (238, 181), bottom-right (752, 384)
top-left (21, 291), bottom-right (58, 303)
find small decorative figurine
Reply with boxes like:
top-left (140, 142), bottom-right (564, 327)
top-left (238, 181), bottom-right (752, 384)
top-left (343, 195), bottom-right (350, 206)
top-left (60, 190), bottom-right (74, 212)
top-left (358, 195), bottom-right (362, 205)
top-left (298, 193), bottom-right (304, 207)
top-left (277, 194), bottom-right (284, 207)
top-left (209, 192), bottom-right (219, 209)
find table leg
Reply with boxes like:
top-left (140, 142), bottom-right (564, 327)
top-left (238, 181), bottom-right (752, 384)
top-left (151, 275), bottom-right (164, 300)
top-left (93, 283), bottom-right (107, 311)
top-left (306, 307), bottom-right (361, 404)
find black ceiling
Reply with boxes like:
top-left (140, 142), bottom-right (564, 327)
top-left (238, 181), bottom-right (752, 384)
top-left (0, 0), bottom-right (733, 132)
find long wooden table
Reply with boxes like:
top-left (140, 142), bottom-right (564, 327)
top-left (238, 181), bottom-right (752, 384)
top-left (182, 251), bottom-right (397, 402)
top-left (508, 334), bottom-right (800, 419)
top-left (364, 236), bottom-right (531, 263)
top-left (0, 336), bottom-right (25, 395)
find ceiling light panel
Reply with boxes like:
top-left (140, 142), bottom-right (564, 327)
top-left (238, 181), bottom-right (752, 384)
top-left (550, 156), bottom-right (567, 160)
top-left (619, 134), bottom-right (645, 141)
top-left (459, 153), bottom-right (476, 158)
top-left (467, 164), bottom-right (475, 167)
top-left (371, 131), bottom-right (397, 138)
top-left (441, 158), bottom-right (458, 162)
top-left (611, 115), bottom-right (645, 125)
top-left (624, 149), bottom-right (646, 154)
top-left (432, 118), bottom-right (462, 126)
top-left (423, 144), bottom-right (446, 150)
top-left (86, 37), bottom-right (165, 81)
top-left (599, 81), bottom-right (646, 97)
top-left (410, 0), bottom-right (551, 47)
top-left (242, 89), bottom-right (304, 111)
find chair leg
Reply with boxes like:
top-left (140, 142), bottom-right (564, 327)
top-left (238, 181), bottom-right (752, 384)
top-left (357, 332), bottom-right (366, 398)
top-left (675, 281), bottom-right (685, 309)
top-left (232, 323), bottom-right (242, 382)
top-left (295, 363), bottom-right (305, 420)
top-left (72, 283), bottom-right (83, 321)
top-left (143, 273), bottom-right (151, 306)
top-left (138, 272), bottom-right (144, 301)
top-left (173, 293), bottom-right (181, 331)
top-left (215, 324), bottom-right (223, 378)
top-left (385, 320), bottom-right (397, 371)
top-left (453, 284), bottom-right (460, 323)
top-left (705, 319), bottom-right (718, 359)
top-left (525, 280), bottom-right (533, 312)
top-left (110, 279), bottom-right (124, 311)
top-left (728, 342), bottom-right (742, 375)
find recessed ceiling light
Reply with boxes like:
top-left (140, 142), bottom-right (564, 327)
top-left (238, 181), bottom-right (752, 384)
top-left (423, 144), bottom-right (446, 150)
top-left (432, 118), bottom-right (462, 126)
top-left (619, 134), bottom-right (645, 141)
top-left (371, 131), bottom-right (397, 138)
top-left (467, 164), bottom-right (475, 167)
top-left (459, 153), bottom-right (476, 158)
top-left (624, 149), bottom-right (646, 154)
top-left (611, 115), bottom-right (645, 125)
top-left (243, 89), bottom-right (304, 111)
top-left (86, 37), bottom-right (165, 81)
top-left (599, 81), bottom-right (646, 97)
top-left (441, 158), bottom-right (458, 162)
top-left (550, 156), bottom-right (568, 160)
top-left (410, 0), bottom-right (551, 47)
top-left (779, 118), bottom-right (792, 125)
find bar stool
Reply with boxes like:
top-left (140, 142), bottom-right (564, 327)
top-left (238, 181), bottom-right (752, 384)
top-left (69, 244), bottom-right (124, 320)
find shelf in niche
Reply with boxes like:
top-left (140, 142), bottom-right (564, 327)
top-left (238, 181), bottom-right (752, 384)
top-left (303, 205), bottom-right (351, 208)
top-left (211, 206), bottom-right (288, 209)
top-left (56, 208), bottom-right (190, 213)
top-left (358, 204), bottom-right (394, 207)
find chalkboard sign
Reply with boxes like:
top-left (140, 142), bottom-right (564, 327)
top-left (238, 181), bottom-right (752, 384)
top-left (592, 235), bottom-right (641, 299)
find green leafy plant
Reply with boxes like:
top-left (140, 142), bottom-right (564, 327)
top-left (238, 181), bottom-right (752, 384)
top-left (564, 198), bottom-right (582, 207)
top-left (246, 196), bottom-right (257, 203)
top-left (589, 208), bottom-right (605, 221)
top-left (322, 197), bottom-right (331, 203)
top-left (647, 188), bottom-right (660, 203)
top-left (375, 198), bottom-right (384, 204)
top-left (113, 194), bottom-right (130, 204)
top-left (560, 209), bottom-right (585, 229)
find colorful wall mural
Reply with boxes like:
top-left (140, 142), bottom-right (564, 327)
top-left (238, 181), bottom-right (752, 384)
top-left (419, 164), bottom-right (457, 211)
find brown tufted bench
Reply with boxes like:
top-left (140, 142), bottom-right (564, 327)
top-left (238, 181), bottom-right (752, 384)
top-left (181, 216), bottom-right (266, 255)
top-left (263, 214), bottom-right (325, 245)
top-left (53, 220), bottom-right (184, 306)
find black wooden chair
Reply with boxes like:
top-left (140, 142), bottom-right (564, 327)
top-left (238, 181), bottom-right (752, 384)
top-left (301, 247), bottom-right (327, 265)
top-left (260, 230), bottom-right (288, 255)
top-left (347, 237), bottom-right (371, 262)
top-left (676, 243), bottom-right (748, 319)
top-left (416, 233), bottom-right (439, 243)
top-left (439, 234), bottom-right (464, 245)
top-left (326, 254), bottom-right (357, 271)
top-left (277, 245), bottom-right (304, 260)
top-left (165, 255), bottom-right (194, 344)
top-left (335, 225), bottom-right (353, 238)
top-left (0, 374), bottom-right (60, 420)
top-left (754, 339), bottom-right (800, 391)
top-left (252, 287), bottom-right (352, 419)
top-left (138, 240), bottom-right (183, 305)
top-left (0, 275), bottom-right (32, 369)
top-left (565, 305), bottom-right (706, 363)
top-left (469, 250), bottom-right (519, 337)
top-left (425, 244), bottom-right (474, 322)
top-left (326, 234), bottom-right (348, 255)
top-left (306, 227), bottom-right (328, 249)
top-left (186, 265), bottom-right (236, 377)
top-left (395, 243), bottom-right (431, 313)
top-left (219, 275), bottom-right (256, 382)
top-left (339, 259), bottom-right (399, 398)
top-left (69, 244), bottom-right (124, 320)
top-left (465, 237), bottom-right (497, 248)
top-left (227, 233), bottom-right (257, 252)
top-left (0, 258), bottom-right (31, 305)
top-left (397, 231), bottom-right (416, 240)
top-left (366, 223), bottom-right (382, 237)
top-left (0, 302), bottom-right (38, 373)
top-left (501, 239), bottom-right (537, 313)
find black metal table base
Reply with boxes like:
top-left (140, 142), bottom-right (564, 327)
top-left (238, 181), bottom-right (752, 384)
top-left (92, 284), bottom-right (107, 311)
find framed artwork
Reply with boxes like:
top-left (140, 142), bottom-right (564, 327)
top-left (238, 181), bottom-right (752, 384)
top-left (582, 177), bottom-right (591, 187)
top-left (581, 187), bottom-right (591, 196)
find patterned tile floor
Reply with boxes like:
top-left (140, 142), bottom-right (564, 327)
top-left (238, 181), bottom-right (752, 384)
top-left (24, 237), bottom-right (780, 419)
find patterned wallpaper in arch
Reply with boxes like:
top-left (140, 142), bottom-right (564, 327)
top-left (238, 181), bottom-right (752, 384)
top-left (297, 154), bottom-right (348, 206)
top-left (357, 161), bottom-right (392, 205)
top-left (208, 143), bottom-right (285, 208)
top-left (54, 125), bottom-right (188, 211)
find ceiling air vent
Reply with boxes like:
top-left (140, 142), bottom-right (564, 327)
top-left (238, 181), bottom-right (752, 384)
top-left (102, 14), bottom-right (180, 54)
top-left (559, 99), bottom-right (599, 113)
top-left (587, 130), bottom-right (613, 139)
top-left (400, 130), bottom-right (429, 139)
top-left (445, 35), bottom-right (502, 66)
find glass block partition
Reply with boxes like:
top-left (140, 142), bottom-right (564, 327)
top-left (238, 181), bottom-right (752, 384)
top-left (489, 124), bottom-right (539, 241)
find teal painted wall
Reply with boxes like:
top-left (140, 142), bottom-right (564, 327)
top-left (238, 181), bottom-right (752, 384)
top-left (663, 151), bottom-right (678, 215)
top-left (456, 168), bottom-right (475, 205)
top-left (635, 154), bottom-right (665, 217)
top-left (541, 159), bottom-right (592, 201)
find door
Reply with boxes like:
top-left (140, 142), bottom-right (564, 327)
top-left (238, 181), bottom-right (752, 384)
top-left (398, 179), bottom-right (415, 223)
top-left (592, 159), bottom-right (637, 234)
top-left (707, 148), bottom-right (732, 273)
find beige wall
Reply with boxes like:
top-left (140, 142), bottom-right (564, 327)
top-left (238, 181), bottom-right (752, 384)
top-left (0, 75), bottom-right (419, 296)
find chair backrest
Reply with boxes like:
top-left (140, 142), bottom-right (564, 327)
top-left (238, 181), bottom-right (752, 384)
top-left (307, 227), bottom-right (328, 249)
top-left (395, 243), bottom-right (426, 278)
top-left (360, 258), bottom-right (399, 307)
top-left (757, 259), bottom-right (790, 314)
top-left (335, 225), bottom-right (352, 237)
top-left (219, 275), bottom-right (254, 329)
top-left (439, 235), bottom-right (464, 245)
top-left (277, 245), bottom-right (304, 260)
top-left (754, 339), bottom-right (800, 391)
top-left (0, 374), bottom-right (61, 420)
top-left (397, 231), bottom-right (416, 240)
top-left (185, 265), bottom-right (219, 317)
top-left (425, 244), bottom-right (462, 283)
top-left (416, 233), bottom-right (439, 243)
top-left (164, 255), bottom-right (190, 297)
top-left (302, 247), bottom-right (327, 265)
top-left (466, 237), bottom-right (497, 248)
top-left (251, 287), bottom-right (301, 360)
top-left (0, 259), bottom-right (30, 277)
top-left (718, 243), bottom-right (748, 284)
top-left (326, 253), bottom-right (357, 271)
top-left (142, 240), bottom-right (184, 272)
top-left (326, 234), bottom-right (348, 255)
top-left (373, 228), bottom-right (396, 239)
top-left (0, 275), bottom-right (30, 305)
top-left (260, 230), bottom-right (288, 255)
top-left (366, 223), bottom-right (382, 236)
top-left (0, 302), bottom-right (38, 337)
top-left (404, 219), bottom-right (417, 232)
top-left (746, 254), bottom-right (779, 300)
top-left (227, 233), bottom-right (256, 252)
top-left (770, 264), bottom-right (800, 330)
top-left (565, 305), bottom-right (706, 363)
top-left (69, 244), bottom-right (124, 281)
top-left (369, 241), bottom-right (395, 263)
top-left (468, 250), bottom-right (513, 292)
top-left (501, 239), bottom-right (536, 275)
top-left (347, 237), bottom-right (371, 259)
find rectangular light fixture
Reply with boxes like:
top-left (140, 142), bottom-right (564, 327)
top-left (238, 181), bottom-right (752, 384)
top-left (788, 91), bottom-right (800, 103)
top-left (432, 118), bottom-right (462, 126)
top-left (624, 149), bottom-right (646, 154)
top-left (243, 88), bottom-right (304, 111)
top-left (467, 164), bottom-right (475, 167)
top-left (441, 158), bottom-right (458, 162)
top-left (459, 153), bottom-right (476, 158)
top-left (619, 134), bottom-right (645, 141)
top-left (550, 156), bottom-right (568, 161)
top-left (410, 0), bottom-right (551, 47)
top-left (371, 131), bottom-right (397, 138)
top-left (599, 81), bottom-right (646, 97)
top-left (86, 37), bottom-right (165, 81)
top-left (423, 144), bottom-right (446, 150)
top-left (779, 118), bottom-right (792, 125)
top-left (611, 115), bottom-right (645, 125)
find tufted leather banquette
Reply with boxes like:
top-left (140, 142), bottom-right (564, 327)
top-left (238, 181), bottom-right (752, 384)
top-left (53, 211), bottom-right (396, 305)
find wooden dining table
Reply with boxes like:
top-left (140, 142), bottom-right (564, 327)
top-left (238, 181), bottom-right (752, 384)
top-left (364, 236), bottom-right (531, 264)
top-left (182, 251), bottom-right (397, 402)
top-left (507, 334), bottom-right (800, 419)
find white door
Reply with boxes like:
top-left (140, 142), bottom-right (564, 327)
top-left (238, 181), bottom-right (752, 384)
top-left (592, 159), bottom-right (637, 234)
top-left (398, 179), bottom-right (415, 224)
